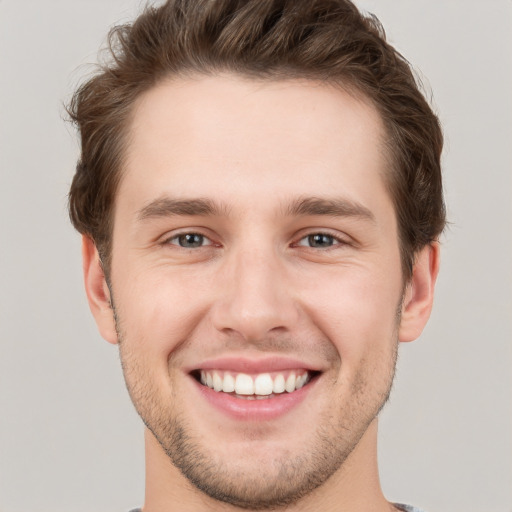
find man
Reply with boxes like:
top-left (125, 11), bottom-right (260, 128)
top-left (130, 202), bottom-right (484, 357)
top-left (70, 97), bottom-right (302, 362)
top-left (68, 0), bottom-right (445, 510)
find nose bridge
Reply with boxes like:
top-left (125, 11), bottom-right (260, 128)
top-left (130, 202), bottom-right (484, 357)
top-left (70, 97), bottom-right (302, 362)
top-left (212, 241), bottom-right (297, 341)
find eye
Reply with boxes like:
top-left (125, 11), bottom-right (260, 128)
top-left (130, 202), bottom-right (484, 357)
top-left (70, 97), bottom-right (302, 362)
top-left (167, 233), bottom-right (212, 248)
top-left (297, 233), bottom-right (340, 248)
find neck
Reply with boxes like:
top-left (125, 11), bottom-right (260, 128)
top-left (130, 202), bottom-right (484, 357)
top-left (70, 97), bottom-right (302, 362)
top-left (142, 419), bottom-right (393, 512)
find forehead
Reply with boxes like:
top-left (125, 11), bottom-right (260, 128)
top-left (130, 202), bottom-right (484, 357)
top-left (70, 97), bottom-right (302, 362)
top-left (120, 74), bottom-right (392, 218)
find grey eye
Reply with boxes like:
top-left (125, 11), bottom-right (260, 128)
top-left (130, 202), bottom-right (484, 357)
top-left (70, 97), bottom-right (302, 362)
top-left (175, 233), bottom-right (207, 248)
top-left (305, 234), bottom-right (336, 248)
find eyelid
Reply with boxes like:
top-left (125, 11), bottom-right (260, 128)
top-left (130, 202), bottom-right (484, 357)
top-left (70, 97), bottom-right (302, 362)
top-left (160, 229), bottom-right (217, 247)
top-left (295, 235), bottom-right (339, 247)
top-left (170, 234), bottom-right (212, 247)
top-left (157, 228), bottom-right (352, 249)
top-left (293, 229), bottom-right (351, 248)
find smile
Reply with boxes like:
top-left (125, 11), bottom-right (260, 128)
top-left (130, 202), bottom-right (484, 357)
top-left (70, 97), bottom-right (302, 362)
top-left (197, 370), bottom-right (313, 399)
top-left (189, 359), bottom-right (321, 420)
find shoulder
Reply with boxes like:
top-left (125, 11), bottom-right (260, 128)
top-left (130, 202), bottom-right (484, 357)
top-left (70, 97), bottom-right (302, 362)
top-left (394, 504), bottom-right (427, 512)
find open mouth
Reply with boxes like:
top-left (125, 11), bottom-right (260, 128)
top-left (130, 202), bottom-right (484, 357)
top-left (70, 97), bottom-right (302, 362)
top-left (191, 369), bottom-right (320, 400)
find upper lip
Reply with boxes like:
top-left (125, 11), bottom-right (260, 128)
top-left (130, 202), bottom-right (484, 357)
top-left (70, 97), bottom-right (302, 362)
top-left (187, 356), bottom-right (322, 374)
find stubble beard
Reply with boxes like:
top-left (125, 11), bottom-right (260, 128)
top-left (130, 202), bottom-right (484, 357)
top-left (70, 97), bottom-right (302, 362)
top-left (114, 308), bottom-right (399, 510)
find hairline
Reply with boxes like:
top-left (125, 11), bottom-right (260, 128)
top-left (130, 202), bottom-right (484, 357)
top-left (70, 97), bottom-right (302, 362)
top-left (97, 71), bottom-right (413, 281)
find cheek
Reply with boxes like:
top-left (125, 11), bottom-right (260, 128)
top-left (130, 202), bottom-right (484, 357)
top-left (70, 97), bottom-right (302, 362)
top-left (298, 265), bottom-right (402, 362)
top-left (113, 266), bottom-right (213, 358)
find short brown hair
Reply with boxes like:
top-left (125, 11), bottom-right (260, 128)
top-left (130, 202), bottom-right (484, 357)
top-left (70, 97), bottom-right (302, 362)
top-left (68, 0), bottom-right (445, 279)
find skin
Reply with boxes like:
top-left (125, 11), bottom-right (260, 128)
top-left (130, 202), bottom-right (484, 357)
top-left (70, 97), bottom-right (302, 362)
top-left (83, 74), bottom-right (439, 511)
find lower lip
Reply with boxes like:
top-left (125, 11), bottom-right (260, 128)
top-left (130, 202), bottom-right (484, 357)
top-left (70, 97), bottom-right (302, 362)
top-left (192, 376), bottom-right (317, 421)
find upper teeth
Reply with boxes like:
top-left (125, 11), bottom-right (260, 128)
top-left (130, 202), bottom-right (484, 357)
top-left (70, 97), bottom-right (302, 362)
top-left (200, 370), bottom-right (310, 395)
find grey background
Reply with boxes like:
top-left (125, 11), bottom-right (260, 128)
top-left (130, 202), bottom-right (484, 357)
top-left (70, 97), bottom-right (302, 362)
top-left (0, 1), bottom-right (510, 511)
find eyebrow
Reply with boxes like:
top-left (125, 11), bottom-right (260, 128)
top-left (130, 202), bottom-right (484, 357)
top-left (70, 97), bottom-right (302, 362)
top-left (284, 196), bottom-right (376, 223)
top-left (137, 197), bottom-right (229, 221)
top-left (136, 195), bottom-right (375, 223)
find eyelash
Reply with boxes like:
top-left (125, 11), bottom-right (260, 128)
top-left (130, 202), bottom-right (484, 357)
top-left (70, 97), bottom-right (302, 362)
top-left (294, 233), bottom-right (345, 249)
top-left (165, 232), bottom-right (214, 249)
top-left (163, 231), bottom-right (348, 250)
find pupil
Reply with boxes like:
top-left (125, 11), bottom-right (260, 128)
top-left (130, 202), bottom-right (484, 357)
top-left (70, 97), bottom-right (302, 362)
top-left (179, 234), bottom-right (203, 248)
top-left (309, 234), bottom-right (333, 247)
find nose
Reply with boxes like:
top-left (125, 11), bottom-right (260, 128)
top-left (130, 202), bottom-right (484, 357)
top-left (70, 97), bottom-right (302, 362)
top-left (211, 245), bottom-right (300, 343)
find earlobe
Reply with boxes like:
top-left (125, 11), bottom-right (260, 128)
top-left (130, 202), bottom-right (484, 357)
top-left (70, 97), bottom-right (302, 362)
top-left (82, 235), bottom-right (118, 344)
top-left (398, 242), bottom-right (440, 343)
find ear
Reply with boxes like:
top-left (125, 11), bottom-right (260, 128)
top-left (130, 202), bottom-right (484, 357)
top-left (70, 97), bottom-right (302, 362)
top-left (82, 235), bottom-right (118, 344)
top-left (398, 242), bottom-right (440, 343)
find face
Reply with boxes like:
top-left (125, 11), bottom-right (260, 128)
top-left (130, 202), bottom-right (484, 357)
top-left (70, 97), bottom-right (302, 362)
top-left (89, 75), bottom-right (423, 508)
